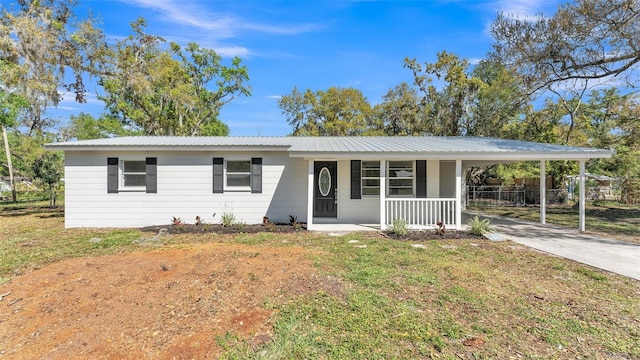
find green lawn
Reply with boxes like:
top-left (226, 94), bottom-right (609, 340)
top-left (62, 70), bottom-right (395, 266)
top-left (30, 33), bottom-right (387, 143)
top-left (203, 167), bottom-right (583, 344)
top-left (1, 207), bottom-right (639, 359)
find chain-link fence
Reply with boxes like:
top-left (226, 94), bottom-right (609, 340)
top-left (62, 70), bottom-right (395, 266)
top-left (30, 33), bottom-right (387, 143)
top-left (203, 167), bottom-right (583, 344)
top-left (0, 190), bottom-right (62, 207)
top-left (467, 185), bottom-right (570, 207)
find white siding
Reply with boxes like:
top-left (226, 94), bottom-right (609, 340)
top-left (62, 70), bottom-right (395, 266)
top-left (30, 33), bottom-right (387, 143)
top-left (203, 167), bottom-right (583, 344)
top-left (335, 160), bottom-right (379, 224)
top-left (439, 161), bottom-right (456, 197)
top-left (64, 151), bottom-right (308, 228)
top-left (427, 160), bottom-right (440, 198)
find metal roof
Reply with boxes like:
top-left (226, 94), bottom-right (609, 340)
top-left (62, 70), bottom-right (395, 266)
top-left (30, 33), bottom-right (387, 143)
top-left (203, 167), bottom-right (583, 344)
top-left (45, 136), bottom-right (295, 148)
top-left (44, 136), bottom-right (614, 160)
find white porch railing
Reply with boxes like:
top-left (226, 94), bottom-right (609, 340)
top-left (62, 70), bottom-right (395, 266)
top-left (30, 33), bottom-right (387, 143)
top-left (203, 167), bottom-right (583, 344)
top-left (385, 198), bottom-right (456, 229)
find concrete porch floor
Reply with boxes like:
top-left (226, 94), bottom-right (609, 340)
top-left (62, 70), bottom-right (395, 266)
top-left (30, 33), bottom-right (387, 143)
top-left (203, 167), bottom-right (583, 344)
top-left (309, 223), bottom-right (380, 232)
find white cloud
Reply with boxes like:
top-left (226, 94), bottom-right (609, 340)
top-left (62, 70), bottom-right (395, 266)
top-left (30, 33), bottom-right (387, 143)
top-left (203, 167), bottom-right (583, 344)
top-left (58, 90), bottom-right (102, 106)
top-left (493, 0), bottom-right (558, 19)
top-left (123, 0), bottom-right (320, 38)
top-left (211, 46), bottom-right (250, 58)
top-left (55, 106), bottom-right (79, 111)
top-left (267, 95), bottom-right (282, 100)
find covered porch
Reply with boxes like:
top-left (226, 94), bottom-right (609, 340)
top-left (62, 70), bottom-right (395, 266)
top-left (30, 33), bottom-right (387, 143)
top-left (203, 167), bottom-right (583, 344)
top-left (304, 158), bottom-right (464, 231)
top-left (285, 136), bottom-right (613, 233)
top-left (303, 158), bottom-right (596, 233)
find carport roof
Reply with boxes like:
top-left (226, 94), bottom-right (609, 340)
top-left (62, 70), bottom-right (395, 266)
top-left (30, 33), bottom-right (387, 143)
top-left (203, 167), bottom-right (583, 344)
top-left (45, 136), bottom-right (614, 160)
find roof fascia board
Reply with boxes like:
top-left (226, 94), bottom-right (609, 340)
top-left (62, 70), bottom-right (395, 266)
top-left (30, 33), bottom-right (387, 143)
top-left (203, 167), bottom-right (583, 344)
top-left (44, 145), bottom-right (292, 152)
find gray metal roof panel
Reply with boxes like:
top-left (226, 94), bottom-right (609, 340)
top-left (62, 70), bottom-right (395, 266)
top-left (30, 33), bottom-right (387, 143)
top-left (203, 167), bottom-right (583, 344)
top-left (45, 136), bottom-right (613, 157)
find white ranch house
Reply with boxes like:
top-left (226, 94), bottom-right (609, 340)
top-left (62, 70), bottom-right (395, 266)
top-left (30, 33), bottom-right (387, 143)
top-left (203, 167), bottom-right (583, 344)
top-left (45, 136), bottom-right (613, 231)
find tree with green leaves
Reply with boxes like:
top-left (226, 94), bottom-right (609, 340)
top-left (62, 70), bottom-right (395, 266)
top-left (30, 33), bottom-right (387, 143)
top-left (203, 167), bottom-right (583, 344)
top-left (31, 152), bottom-right (62, 208)
top-left (372, 82), bottom-right (425, 135)
top-left (279, 86), bottom-right (373, 136)
top-left (581, 89), bottom-right (640, 180)
top-left (405, 52), bottom-right (498, 136)
top-left (490, 0), bottom-right (640, 95)
top-left (0, 81), bottom-right (28, 202)
top-left (99, 19), bottom-right (250, 136)
top-left (0, 0), bottom-right (107, 133)
top-left (60, 113), bottom-right (140, 141)
top-left (469, 60), bottom-right (526, 138)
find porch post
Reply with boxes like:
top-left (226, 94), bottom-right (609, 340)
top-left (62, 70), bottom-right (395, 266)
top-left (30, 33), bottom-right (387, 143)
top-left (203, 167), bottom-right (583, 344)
top-left (307, 160), bottom-right (314, 231)
top-left (579, 160), bottom-right (586, 232)
top-left (379, 160), bottom-right (386, 230)
top-left (540, 160), bottom-right (546, 224)
top-left (455, 159), bottom-right (462, 230)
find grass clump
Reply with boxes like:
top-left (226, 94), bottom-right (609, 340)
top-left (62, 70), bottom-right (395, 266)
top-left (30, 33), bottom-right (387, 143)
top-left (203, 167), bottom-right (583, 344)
top-left (220, 212), bottom-right (236, 227)
top-left (391, 218), bottom-right (408, 237)
top-left (467, 215), bottom-right (493, 236)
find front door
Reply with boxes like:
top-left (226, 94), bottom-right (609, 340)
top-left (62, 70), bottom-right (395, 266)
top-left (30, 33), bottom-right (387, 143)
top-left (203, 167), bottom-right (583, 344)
top-left (314, 161), bottom-right (337, 218)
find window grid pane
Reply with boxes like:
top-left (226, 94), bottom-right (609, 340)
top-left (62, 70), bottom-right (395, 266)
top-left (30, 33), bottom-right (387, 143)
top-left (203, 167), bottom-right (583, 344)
top-left (361, 161), bottom-right (380, 196)
top-left (226, 160), bottom-right (251, 188)
top-left (227, 174), bottom-right (251, 187)
top-left (123, 161), bottom-right (145, 173)
top-left (362, 187), bottom-right (380, 195)
top-left (227, 161), bottom-right (251, 173)
top-left (388, 161), bottom-right (414, 196)
top-left (123, 174), bottom-right (146, 187)
top-left (122, 161), bottom-right (146, 188)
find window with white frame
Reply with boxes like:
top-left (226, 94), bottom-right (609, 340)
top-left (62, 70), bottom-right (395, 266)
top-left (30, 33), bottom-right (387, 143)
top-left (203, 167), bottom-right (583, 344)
top-left (361, 161), bottom-right (380, 195)
top-left (226, 160), bottom-right (251, 188)
top-left (122, 160), bottom-right (146, 188)
top-left (388, 160), bottom-right (414, 196)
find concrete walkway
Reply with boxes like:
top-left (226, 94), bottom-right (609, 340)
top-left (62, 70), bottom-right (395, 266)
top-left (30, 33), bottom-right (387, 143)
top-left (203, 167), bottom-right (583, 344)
top-left (470, 213), bottom-right (640, 281)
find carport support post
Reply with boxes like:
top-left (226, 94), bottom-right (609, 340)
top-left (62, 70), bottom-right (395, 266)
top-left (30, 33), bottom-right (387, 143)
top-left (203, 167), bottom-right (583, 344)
top-left (540, 160), bottom-right (546, 224)
top-left (579, 160), bottom-right (586, 232)
top-left (379, 160), bottom-right (386, 231)
top-left (307, 160), bottom-right (314, 231)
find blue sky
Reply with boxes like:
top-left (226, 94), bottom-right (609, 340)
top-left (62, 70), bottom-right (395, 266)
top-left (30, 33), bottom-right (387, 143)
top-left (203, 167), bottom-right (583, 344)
top-left (51, 0), bottom-right (562, 136)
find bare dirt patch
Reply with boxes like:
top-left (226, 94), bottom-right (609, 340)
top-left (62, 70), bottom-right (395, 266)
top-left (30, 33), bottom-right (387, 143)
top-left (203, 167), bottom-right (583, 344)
top-left (0, 241), bottom-right (338, 359)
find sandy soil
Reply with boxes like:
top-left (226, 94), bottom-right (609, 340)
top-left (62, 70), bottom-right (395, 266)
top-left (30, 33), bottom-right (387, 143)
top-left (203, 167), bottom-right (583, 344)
top-left (0, 241), bottom-right (340, 359)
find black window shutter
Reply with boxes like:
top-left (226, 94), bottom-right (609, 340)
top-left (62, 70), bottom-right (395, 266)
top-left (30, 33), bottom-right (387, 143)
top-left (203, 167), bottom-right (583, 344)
top-left (146, 157), bottom-right (157, 194)
top-left (416, 160), bottom-right (427, 198)
top-left (351, 160), bottom-right (361, 199)
top-left (213, 157), bottom-right (224, 193)
top-left (251, 158), bottom-right (262, 194)
top-left (107, 157), bottom-right (118, 193)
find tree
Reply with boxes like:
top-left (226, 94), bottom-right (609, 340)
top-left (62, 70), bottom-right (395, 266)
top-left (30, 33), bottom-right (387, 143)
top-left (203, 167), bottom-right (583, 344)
top-left (490, 0), bottom-right (640, 95)
top-left (31, 152), bottom-right (62, 208)
top-left (0, 0), bottom-right (107, 133)
top-left (372, 82), bottom-right (425, 135)
top-left (581, 89), bottom-right (640, 179)
top-left (60, 113), bottom-right (140, 140)
top-left (99, 19), bottom-right (250, 136)
top-left (469, 60), bottom-right (526, 138)
top-left (279, 86), bottom-right (372, 136)
top-left (0, 83), bottom-right (28, 202)
top-left (405, 52), bottom-right (485, 136)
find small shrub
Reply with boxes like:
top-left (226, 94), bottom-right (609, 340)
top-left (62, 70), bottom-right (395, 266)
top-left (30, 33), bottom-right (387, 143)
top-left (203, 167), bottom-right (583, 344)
top-left (467, 216), bottom-right (493, 236)
top-left (171, 216), bottom-right (184, 226)
top-left (391, 218), bottom-right (408, 237)
top-left (220, 212), bottom-right (236, 227)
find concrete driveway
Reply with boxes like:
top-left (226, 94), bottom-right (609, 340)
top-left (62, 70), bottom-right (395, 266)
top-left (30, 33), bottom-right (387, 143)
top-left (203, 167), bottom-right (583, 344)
top-left (466, 213), bottom-right (640, 281)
